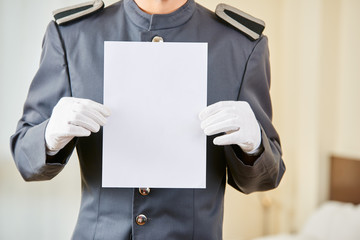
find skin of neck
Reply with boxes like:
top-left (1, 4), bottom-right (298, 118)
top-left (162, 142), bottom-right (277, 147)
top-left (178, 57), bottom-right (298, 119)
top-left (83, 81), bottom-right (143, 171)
top-left (133, 0), bottom-right (188, 14)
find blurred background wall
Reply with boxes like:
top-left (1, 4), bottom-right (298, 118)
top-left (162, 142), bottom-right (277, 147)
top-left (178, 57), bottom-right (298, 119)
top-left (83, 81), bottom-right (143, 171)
top-left (0, 0), bottom-right (359, 239)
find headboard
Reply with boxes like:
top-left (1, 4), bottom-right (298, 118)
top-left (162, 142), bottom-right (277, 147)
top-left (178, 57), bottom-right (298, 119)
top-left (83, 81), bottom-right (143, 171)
top-left (330, 155), bottom-right (360, 204)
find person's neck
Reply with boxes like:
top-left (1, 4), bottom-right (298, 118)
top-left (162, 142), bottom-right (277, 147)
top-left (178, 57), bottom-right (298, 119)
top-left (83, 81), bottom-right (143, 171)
top-left (133, 0), bottom-right (188, 14)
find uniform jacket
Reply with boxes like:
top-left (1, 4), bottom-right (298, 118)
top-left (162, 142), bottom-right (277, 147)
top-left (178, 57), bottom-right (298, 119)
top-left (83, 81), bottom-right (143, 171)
top-left (10, 0), bottom-right (285, 239)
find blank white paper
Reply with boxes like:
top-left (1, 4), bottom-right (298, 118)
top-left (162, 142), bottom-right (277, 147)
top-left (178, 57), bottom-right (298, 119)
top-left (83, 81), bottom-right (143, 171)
top-left (103, 41), bottom-right (208, 188)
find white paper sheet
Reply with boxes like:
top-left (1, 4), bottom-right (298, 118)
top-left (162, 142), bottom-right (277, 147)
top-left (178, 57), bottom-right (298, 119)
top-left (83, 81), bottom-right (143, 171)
top-left (103, 41), bottom-right (208, 188)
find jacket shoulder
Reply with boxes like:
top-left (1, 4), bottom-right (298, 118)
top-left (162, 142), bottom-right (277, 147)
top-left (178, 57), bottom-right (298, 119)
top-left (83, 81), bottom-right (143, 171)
top-left (215, 3), bottom-right (265, 41)
top-left (53, 0), bottom-right (104, 25)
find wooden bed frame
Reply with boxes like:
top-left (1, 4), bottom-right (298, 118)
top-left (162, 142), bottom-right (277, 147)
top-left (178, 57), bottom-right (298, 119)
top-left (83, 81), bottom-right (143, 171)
top-left (330, 155), bottom-right (360, 204)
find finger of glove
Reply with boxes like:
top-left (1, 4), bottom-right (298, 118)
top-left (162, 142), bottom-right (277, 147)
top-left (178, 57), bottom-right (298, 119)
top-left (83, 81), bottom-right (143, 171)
top-left (66, 124), bottom-right (92, 137)
top-left (45, 128), bottom-right (77, 152)
top-left (74, 98), bottom-right (111, 118)
top-left (69, 113), bottom-right (101, 133)
top-left (213, 132), bottom-right (239, 146)
top-left (200, 110), bottom-right (237, 129)
top-left (214, 135), bottom-right (254, 152)
top-left (199, 101), bottom-right (237, 121)
top-left (214, 129), bottom-right (258, 152)
top-left (45, 133), bottom-right (73, 152)
top-left (203, 118), bottom-right (240, 136)
top-left (73, 103), bottom-right (109, 126)
top-left (213, 131), bottom-right (249, 148)
top-left (53, 98), bottom-right (109, 122)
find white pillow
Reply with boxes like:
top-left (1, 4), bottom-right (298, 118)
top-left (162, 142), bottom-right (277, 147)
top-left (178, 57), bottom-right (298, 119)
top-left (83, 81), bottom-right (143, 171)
top-left (301, 201), bottom-right (360, 240)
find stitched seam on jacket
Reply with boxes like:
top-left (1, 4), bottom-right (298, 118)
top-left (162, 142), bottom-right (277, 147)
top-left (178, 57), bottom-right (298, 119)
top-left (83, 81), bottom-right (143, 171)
top-left (236, 36), bottom-right (265, 101)
top-left (54, 22), bottom-right (73, 96)
top-left (93, 187), bottom-right (102, 239)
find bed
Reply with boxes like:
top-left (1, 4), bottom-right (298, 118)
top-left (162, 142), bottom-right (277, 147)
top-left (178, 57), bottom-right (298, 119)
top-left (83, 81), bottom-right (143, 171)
top-left (253, 155), bottom-right (360, 240)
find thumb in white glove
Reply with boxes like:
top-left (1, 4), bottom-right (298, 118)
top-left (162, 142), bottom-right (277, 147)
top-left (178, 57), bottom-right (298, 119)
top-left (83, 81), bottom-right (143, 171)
top-left (45, 97), bottom-right (111, 155)
top-left (199, 101), bottom-right (261, 154)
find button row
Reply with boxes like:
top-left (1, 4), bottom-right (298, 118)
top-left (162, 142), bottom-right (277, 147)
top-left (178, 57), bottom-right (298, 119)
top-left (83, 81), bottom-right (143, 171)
top-left (136, 188), bottom-right (150, 226)
top-left (136, 35), bottom-right (161, 228)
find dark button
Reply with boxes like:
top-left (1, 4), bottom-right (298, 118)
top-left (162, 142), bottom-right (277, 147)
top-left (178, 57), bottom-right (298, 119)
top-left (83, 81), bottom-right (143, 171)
top-left (139, 188), bottom-right (151, 196)
top-left (152, 36), bottom-right (164, 42)
top-left (136, 214), bottom-right (147, 226)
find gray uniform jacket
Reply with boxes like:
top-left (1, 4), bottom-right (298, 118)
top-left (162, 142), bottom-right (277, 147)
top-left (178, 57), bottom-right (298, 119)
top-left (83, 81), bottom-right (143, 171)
top-left (10, 0), bottom-right (285, 239)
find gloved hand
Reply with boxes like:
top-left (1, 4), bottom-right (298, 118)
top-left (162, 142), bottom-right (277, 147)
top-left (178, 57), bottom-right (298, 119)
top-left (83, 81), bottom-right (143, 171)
top-left (45, 97), bottom-right (111, 155)
top-left (199, 101), bottom-right (261, 154)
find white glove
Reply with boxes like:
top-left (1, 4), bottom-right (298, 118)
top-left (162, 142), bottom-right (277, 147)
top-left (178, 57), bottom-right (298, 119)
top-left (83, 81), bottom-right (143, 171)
top-left (199, 101), bottom-right (261, 154)
top-left (45, 97), bottom-right (111, 155)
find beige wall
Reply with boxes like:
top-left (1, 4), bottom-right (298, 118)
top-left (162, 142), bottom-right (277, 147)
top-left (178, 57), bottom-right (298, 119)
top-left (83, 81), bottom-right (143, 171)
top-left (0, 0), bottom-right (359, 240)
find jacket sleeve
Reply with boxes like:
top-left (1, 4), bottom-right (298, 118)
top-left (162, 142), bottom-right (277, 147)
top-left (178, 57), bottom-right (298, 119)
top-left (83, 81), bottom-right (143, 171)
top-left (224, 36), bottom-right (285, 194)
top-left (10, 21), bottom-right (76, 181)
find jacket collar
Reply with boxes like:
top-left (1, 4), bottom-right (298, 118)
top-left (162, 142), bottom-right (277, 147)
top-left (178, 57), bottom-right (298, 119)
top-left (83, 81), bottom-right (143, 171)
top-left (123, 0), bottom-right (196, 30)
